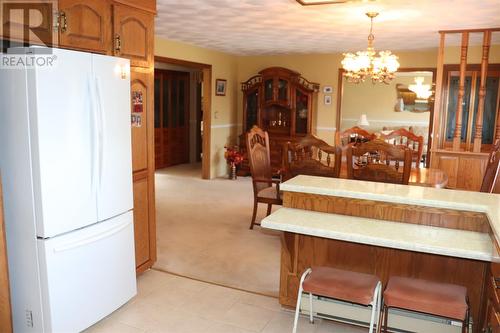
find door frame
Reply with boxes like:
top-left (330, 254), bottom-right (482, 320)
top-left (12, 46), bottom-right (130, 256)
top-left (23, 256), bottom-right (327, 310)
top-left (154, 56), bottom-right (212, 179)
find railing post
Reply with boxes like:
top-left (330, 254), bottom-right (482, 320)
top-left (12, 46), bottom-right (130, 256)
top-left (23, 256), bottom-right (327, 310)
top-left (472, 30), bottom-right (491, 153)
top-left (452, 32), bottom-right (469, 151)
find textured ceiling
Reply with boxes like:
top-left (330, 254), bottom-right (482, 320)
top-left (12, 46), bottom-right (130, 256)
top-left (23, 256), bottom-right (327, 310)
top-left (155, 0), bottom-right (500, 55)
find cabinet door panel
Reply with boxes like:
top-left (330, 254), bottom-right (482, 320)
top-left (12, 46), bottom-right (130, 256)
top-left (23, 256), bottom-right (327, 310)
top-left (58, 0), bottom-right (111, 53)
top-left (437, 155), bottom-right (458, 188)
top-left (131, 69), bottom-right (151, 172)
top-left (456, 157), bottom-right (487, 191)
top-left (113, 4), bottom-right (154, 68)
top-left (133, 177), bottom-right (150, 267)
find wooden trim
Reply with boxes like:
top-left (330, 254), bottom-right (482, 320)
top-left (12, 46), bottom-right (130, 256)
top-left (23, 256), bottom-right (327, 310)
top-left (452, 32), bottom-right (469, 150)
top-left (202, 67), bottom-right (212, 179)
top-left (430, 33), bottom-right (446, 161)
top-left (113, 0), bottom-right (156, 13)
top-left (335, 68), bottom-right (343, 136)
top-left (155, 56), bottom-right (212, 70)
top-left (438, 27), bottom-right (500, 33)
top-left (473, 31), bottom-right (492, 152)
top-left (0, 176), bottom-right (12, 333)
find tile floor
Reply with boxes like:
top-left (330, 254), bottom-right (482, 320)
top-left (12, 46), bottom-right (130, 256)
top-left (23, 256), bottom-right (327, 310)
top-left (84, 269), bottom-right (365, 333)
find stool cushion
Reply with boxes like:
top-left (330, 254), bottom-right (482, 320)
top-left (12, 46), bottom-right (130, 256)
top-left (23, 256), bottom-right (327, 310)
top-left (384, 276), bottom-right (467, 321)
top-left (302, 266), bottom-right (379, 306)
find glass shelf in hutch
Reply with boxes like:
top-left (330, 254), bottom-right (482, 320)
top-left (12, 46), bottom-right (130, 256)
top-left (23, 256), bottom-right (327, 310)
top-left (240, 67), bottom-right (319, 174)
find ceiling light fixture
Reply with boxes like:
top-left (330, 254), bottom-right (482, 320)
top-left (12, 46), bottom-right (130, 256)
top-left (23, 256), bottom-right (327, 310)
top-left (341, 12), bottom-right (400, 84)
top-left (408, 77), bottom-right (432, 99)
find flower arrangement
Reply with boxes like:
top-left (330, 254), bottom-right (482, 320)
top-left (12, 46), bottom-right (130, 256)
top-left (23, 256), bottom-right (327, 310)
top-left (224, 145), bottom-right (243, 166)
top-left (224, 145), bottom-right (243, 179)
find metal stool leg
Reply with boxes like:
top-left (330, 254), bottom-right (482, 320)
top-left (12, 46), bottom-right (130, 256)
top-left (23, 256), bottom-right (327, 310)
top-left (369, 282), bottom-right (382, 333)
top-left (309, 292), bottom-right (314, 324)
top-left (293, 268), bottom-right (312, 333)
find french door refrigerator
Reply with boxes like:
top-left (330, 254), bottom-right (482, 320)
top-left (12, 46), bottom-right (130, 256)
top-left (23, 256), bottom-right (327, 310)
top-left (0, 48), bottom-right (137, 333)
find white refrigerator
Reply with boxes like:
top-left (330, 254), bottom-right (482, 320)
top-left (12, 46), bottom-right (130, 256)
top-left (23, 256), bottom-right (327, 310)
top-left (0, 48), bottom-right (137, 332)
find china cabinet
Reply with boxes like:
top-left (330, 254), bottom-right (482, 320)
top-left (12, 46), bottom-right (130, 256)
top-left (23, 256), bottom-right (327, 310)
top-left (239, 67), bottom-right (319, 174)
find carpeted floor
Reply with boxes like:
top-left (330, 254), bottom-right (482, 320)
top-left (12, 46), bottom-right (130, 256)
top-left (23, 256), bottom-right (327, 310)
top-left (154, 163), bottom-right (281, 297)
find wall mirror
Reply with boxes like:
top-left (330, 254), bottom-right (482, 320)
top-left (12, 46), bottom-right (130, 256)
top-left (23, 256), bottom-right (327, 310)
top-left (336, 68), bottom-right (436, 166)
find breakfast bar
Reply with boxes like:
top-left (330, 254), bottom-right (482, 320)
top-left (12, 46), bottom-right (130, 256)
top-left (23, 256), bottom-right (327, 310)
top-left (262, 175), bottom-right (500, 332)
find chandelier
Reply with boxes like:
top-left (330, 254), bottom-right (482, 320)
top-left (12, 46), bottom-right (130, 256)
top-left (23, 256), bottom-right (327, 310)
top-left (408, 76), bottom-right (432, 99)
top-left (341, 12), bottom-right (400, 84)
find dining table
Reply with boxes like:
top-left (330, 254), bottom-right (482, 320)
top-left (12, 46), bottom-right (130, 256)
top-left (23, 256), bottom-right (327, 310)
top-left (338, 162), bottom-right (449, 188)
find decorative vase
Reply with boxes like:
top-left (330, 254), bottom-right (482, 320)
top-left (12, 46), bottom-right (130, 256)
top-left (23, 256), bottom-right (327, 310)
top-left (230, 163), bottom-right (237, 180)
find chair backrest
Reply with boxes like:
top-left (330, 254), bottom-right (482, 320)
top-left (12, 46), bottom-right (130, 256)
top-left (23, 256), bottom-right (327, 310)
top-left (336, 126), bottom-right (376, 147)
top-left (346, 139), bottom-right (412, 185)
top-left (283, 134), bottom-right (342, 181)
top-left (246, 126), bottom-right (272, 190)
top-left (480, 140), bottom-right (500, 193)
top-left (381, 128), bottom-right (424, 168)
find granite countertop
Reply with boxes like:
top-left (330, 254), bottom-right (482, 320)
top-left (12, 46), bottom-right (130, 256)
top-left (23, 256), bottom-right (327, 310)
top-left (261, 175), bottom-right (500, 261)
top-left (262, 208), bottom-right (496, 261)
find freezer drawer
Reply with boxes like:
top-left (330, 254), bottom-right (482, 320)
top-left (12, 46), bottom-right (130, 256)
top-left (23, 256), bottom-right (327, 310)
top-left (36, 211), bottom-right (136, 333)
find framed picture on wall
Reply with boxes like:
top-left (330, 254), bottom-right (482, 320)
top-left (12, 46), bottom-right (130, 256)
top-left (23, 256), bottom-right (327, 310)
top-left (216, 79), bottom-right (227, 96)
top-left (324, 95), bottom-right (332, 105)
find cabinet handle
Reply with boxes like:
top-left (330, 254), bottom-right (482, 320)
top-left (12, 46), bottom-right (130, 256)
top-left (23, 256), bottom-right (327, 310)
top-left (59, 11), bottom-right (67, 33)
top-left (114, 34), bottom-right (122, 53)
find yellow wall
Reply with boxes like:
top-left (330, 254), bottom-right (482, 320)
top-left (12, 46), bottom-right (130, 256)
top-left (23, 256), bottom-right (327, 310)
top-left (154, 35), bottom-right (500, 177)
top-left (155, 37), bottom-right (238, 178)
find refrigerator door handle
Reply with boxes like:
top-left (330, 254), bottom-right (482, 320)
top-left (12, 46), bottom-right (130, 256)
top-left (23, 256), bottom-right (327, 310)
top-left (88, 75), bottom-right (99, 195)
top-left (52, 219), bottom-right (131, 253)
top-left (94, 76), bottom-right (105, 188)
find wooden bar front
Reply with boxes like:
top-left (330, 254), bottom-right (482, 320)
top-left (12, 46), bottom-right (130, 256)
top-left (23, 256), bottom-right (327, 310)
top-left (278, 191), bottom-right (496, 333)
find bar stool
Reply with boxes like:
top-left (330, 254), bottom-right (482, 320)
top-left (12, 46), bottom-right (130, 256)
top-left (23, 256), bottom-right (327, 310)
top-left (293, 266), bottom-right (382, 333)
top-left (381, 276), bottom-right (469, 333)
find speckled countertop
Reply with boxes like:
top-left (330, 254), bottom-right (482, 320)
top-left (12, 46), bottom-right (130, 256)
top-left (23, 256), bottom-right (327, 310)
top-left (261, 175), bottom-right (500, 262)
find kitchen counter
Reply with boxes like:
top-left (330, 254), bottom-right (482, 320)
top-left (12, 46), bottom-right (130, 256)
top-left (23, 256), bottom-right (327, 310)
top-left (263, 175), bottom-right (500, 331)
top-left (263, 207), bottom-right (496, 262)
top-left (275, 175), bottom-right (500, 248)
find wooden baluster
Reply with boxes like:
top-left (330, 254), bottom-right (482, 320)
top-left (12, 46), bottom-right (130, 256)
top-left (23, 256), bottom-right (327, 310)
top-left (473, 30), bottom-right (491, 153)
top-left (452, 32), bottom-right (469, 151)
top-left (326, 153), bottom-right (331, 166)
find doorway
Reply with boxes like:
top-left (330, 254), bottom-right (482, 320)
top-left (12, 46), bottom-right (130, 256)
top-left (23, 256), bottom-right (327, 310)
top-left (154, 57), bottom-right (211, 179)
top-left (154, 69), bottom-right (191, 169)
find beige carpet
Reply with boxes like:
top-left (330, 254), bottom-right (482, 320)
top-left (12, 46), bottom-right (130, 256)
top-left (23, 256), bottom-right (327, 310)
top-left (154, 163), bottom-right (281, 297)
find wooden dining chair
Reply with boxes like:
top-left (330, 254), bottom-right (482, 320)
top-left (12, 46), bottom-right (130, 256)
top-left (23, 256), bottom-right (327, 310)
top-left (335, 126), bottom-right (376, 147)
top-left (480, 139), bottom-right (500, 193)
top-left (282, 134), bottom-right (342, 181)
top-left (246, 126), bottom-right (283, 229)
top-left (381, 128), bottom-right (424, 168)
top-left (346, 139), bottom-right (412, 185)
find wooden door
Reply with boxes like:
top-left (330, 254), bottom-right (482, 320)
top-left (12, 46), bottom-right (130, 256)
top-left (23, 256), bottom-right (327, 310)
top-left (58, 0), bottom-right (111, 53)
top-left (154, 70), bottom-right (190, 169)
top-left (130, 69), bottom-right (151, 172)
top-left (113, 4), bottom-right (154, 68)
